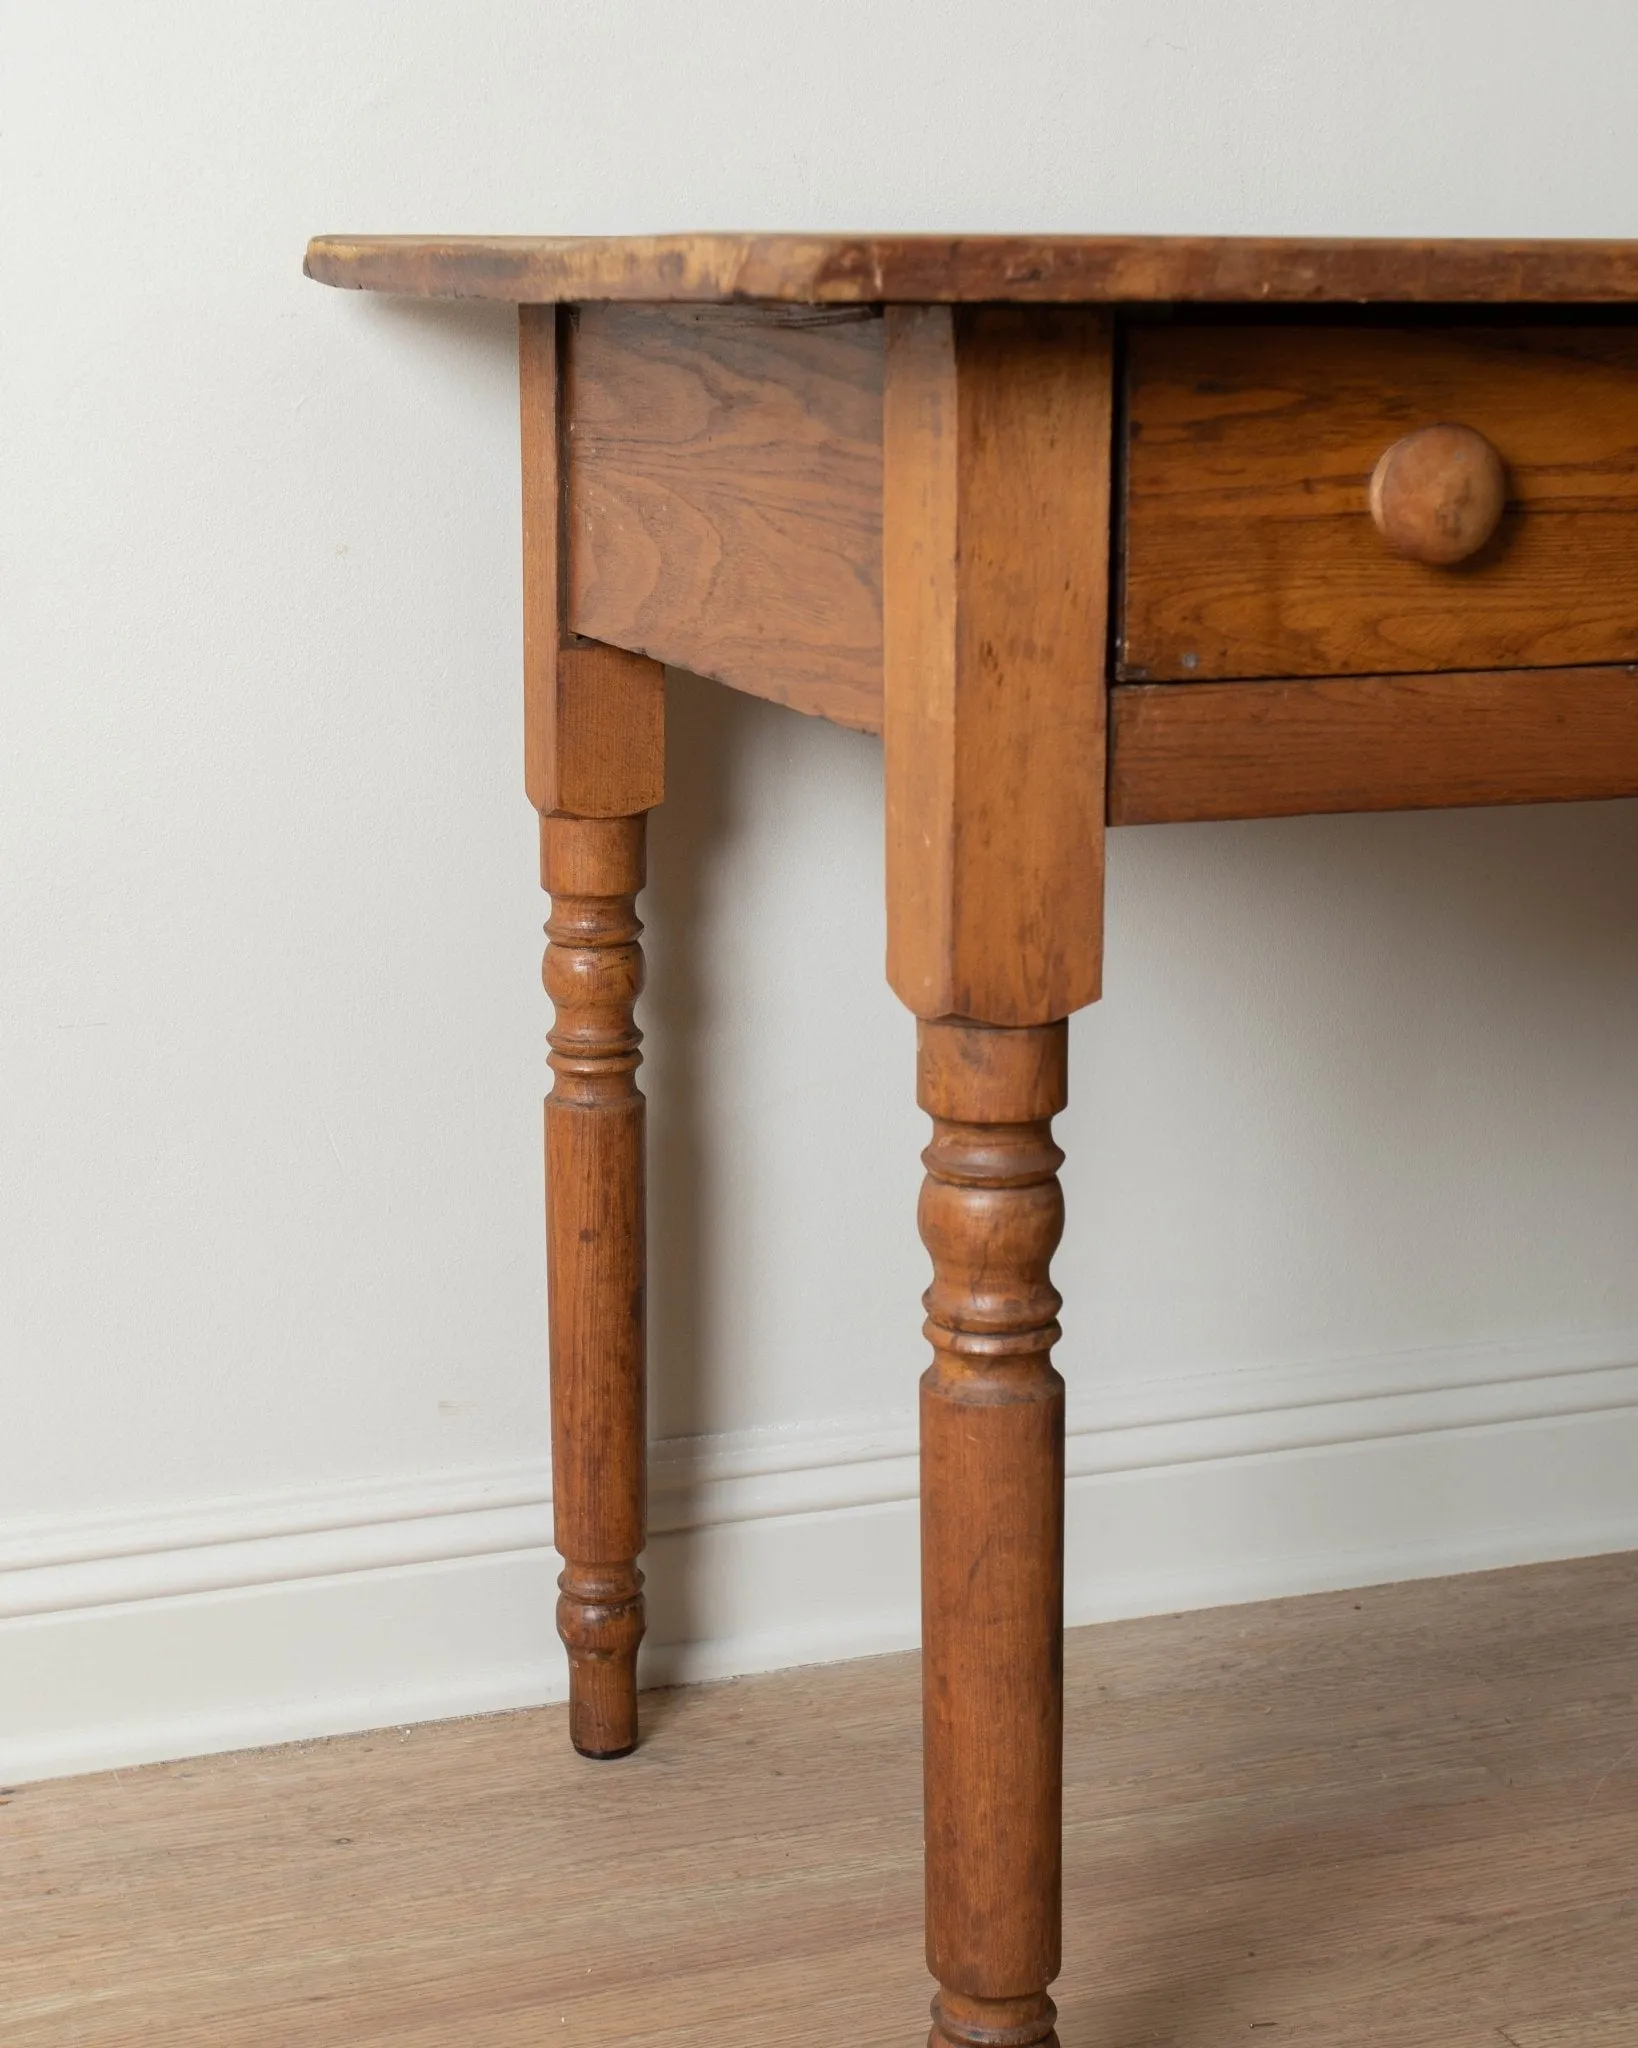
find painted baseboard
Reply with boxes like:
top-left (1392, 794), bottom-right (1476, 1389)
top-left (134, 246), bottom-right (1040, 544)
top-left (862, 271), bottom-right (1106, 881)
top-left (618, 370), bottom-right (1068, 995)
top-left (4, 1328), bottom-right (1637, 1783)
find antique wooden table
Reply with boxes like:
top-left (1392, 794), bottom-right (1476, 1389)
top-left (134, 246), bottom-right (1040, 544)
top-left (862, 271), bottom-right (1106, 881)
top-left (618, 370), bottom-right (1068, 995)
top-left (304, 234), bottom-right (1638, 2046)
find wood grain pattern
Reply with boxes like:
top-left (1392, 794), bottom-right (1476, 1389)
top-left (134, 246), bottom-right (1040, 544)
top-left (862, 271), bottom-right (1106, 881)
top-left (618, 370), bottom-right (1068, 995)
top-left (918, 1020), bottom-right (1070, 2048)
top-left (307, 232), bottom-right (1638, 305)
top-left (565, 304), bottom-right (884, 730)
top-left (520, 305), bottom-right (665, 815)
top-left (1120, 322), bottom-right (1638, 683)
top-left (883, 306), bottom-right (1112, 1025)
top-left (541, 813), bottom-right (649, 1759)
top-left (9, 1552), bottom-right (1637, 2045)
top-left (1108, 665), bottom-right (1638, 823)
top-left (1507, 2011), bottom-right (1638, 2047)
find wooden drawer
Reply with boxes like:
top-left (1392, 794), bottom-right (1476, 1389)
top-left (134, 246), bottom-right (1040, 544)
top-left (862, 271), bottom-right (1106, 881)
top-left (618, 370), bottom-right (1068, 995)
top-left (1117, 320), bottom-right (1638, 682)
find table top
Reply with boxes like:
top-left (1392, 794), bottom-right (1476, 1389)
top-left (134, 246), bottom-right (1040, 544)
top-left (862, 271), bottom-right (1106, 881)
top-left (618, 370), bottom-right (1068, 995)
top-left (302, 233), bottom-right (1638, 306)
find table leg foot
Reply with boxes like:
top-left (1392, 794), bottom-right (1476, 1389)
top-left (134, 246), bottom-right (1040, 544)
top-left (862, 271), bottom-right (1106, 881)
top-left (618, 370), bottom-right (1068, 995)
top-left (930, 1990), bottom-right (1060, 2048)
top-left (558, 1561), bottom-right (645, 1758)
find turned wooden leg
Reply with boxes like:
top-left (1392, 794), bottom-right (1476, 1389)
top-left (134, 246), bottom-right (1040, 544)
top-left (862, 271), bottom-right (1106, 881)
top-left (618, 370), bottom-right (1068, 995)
top-left (542, 810), bottom-right (649, 1758)
top-left (519, 305), bottom-right (664, 1757)
top-left (881, 310), bottom-right (1110, 2040)
top-left (918, 1017), bottom-right (1068, 2048)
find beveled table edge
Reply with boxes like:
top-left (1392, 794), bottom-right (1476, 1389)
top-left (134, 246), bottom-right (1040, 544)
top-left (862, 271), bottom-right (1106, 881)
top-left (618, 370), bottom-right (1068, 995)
top-left (303, 232), bottom-right (1638, 305)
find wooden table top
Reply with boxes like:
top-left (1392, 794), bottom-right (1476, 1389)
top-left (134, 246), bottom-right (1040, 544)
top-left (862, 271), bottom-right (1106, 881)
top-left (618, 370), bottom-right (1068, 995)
top-left (302, 233), bottom-right (1638, 306)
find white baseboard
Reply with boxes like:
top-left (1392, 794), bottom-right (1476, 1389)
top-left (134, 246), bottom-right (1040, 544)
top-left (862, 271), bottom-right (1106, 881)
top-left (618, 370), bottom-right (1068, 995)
top-left (4, 1329), bottom-right (1637, 1783)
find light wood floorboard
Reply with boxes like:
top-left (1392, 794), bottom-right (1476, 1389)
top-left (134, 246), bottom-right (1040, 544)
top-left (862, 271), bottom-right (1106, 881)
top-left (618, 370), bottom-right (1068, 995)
top-left (3, 1553), bottom-right (1636, 2045)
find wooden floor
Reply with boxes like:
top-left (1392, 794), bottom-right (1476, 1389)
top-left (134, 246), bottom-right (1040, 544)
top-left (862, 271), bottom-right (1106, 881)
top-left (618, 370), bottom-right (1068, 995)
top-left (4, 1554), bottom-right (1637, 2046)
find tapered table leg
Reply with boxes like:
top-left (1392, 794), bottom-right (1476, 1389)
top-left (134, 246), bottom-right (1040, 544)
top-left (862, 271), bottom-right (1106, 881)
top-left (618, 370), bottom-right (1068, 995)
top-left (542, 810), bottom-right (649, 1759)
top-left (918, 1017), bottom-right (1068, 2048)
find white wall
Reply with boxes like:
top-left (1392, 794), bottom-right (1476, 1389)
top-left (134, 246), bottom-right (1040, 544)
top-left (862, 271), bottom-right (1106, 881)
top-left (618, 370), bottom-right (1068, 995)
top-left (5, 0), bottom-right (1638, 1781)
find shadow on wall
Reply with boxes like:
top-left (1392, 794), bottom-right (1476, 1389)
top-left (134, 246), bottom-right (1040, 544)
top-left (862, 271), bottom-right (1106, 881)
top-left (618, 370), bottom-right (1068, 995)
top-left (639, 669), bottom-right (750, 1657)
top-left (642, 671), bottom-right (745, 1394)
top-left (1077, 789), bottom-right (1638, 1390)
top-left (365, 291), bottom-right (519, 387)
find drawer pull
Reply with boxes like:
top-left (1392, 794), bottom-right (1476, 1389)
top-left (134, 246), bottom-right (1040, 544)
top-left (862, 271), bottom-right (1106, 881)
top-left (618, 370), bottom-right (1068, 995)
top-left (1368, 423), bottom-right (1507, 565)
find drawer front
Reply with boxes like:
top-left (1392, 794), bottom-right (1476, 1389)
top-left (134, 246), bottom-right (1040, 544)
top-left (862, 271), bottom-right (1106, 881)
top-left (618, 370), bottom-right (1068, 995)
top-left (1118, 321), bottom-right (1638, 682)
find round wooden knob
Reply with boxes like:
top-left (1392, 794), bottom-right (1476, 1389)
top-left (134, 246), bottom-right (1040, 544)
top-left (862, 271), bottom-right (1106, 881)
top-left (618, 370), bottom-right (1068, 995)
top-left (1367, 423), bottom-right (1507, 565)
